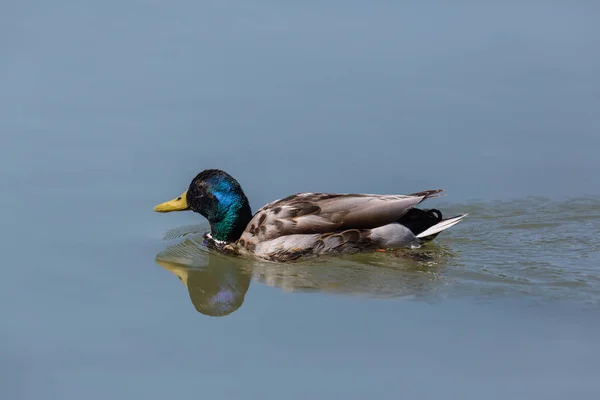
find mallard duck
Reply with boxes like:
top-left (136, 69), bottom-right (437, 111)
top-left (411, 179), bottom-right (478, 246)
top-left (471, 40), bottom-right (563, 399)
top-left (154, 169), bottom-right (467, 262)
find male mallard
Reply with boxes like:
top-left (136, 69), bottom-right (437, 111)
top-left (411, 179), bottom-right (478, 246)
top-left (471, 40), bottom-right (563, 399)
top-left (154, 169), bottom-right (467, 262)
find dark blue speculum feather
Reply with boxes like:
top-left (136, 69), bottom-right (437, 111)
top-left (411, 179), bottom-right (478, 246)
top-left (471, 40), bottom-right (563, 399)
top-left (186, 169), bottom-right (253, 243)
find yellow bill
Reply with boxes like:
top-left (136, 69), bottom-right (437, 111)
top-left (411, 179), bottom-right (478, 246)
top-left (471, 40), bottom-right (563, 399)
top-left (155, 259), bottom-right (189, 287)
top-left (154, 190), bottom-right (190, 212)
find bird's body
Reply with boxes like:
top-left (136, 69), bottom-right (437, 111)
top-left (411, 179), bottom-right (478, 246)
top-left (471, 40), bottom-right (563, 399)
top-left (154, 169), bottom-right (467, 262)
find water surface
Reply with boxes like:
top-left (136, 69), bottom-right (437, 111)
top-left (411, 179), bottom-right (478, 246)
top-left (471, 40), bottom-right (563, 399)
top-left (2, 1), bottom-right (600, 399)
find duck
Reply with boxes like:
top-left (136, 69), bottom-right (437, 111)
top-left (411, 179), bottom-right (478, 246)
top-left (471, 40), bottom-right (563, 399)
top-left (154, 169), bottom-right (467, 262)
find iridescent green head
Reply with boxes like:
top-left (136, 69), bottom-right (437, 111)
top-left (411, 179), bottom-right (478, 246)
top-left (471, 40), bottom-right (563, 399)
top-left (154, 169), bottom-right (253, 243)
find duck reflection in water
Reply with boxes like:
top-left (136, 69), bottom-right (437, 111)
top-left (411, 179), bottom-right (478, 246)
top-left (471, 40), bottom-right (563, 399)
top-left (156, 227), bottom-right (459, 317)
top-left (156, 238), bottom-right (252, 317)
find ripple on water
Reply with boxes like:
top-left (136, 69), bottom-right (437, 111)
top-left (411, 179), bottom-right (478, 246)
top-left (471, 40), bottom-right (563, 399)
top-left (443, 196), bottom-right (600, 304)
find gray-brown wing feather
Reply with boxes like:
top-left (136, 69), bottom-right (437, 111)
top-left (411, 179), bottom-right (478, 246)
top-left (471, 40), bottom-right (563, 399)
top-left (241, 190), bottom-right (443, 243)
top-left (247, 229), bottom-right (373, 261)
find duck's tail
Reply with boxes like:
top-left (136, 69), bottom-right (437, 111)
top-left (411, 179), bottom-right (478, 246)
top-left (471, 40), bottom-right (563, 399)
top-left (416, 213), bottom-right (468, 239)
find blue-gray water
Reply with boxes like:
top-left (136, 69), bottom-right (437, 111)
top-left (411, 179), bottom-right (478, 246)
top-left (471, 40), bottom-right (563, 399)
top-left (2, 2), bottom-right (600, 399)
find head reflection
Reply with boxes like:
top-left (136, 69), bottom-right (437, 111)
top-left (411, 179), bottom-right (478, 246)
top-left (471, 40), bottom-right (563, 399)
top-left (156, 241), bottom-right (251, 317)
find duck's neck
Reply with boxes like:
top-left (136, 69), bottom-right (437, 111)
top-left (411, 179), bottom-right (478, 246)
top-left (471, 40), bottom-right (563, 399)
top-left (209, 196), bottom-right (253, 243)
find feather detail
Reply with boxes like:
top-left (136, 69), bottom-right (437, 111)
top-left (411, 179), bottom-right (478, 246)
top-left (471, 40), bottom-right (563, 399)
top-left (416, 214), bottom-right (468, 239)
top-left (233, 190), bottom-right (466, 261)
top-left (241, 192), bottom-right (441, 243)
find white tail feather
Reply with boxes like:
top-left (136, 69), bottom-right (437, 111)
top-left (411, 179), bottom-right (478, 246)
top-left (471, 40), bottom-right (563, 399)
top-left (416, 214), bottom-right (468, 239)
